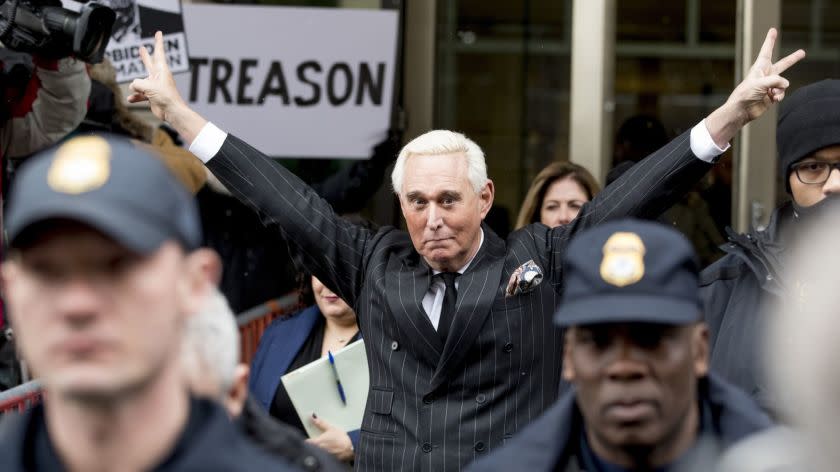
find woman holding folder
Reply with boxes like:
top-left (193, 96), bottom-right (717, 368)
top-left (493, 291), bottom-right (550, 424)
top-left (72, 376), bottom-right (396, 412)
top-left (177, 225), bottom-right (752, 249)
top-left (250, 274), bottom-right (361, 463)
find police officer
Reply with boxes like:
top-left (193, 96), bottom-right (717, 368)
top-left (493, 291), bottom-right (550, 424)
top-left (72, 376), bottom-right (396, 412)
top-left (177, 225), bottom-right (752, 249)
top-left (468, 219), bottom-right (772, 471)
top-left (0, 135), bottom-right (301, 471)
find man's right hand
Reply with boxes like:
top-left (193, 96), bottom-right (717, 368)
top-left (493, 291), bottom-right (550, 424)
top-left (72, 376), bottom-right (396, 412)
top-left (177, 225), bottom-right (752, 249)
top-left (128, 31), bottom-right (207, 145)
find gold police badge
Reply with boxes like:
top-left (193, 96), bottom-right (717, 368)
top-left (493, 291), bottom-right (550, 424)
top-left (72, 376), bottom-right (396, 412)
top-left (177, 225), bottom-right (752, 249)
top-left (600, 232), bottom-right (646, 287)
top-left (47, 136), bottom-right (112, 194)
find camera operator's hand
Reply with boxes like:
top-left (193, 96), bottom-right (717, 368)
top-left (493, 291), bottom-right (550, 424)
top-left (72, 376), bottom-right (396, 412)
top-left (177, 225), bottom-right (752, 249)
top-left (128, 31), bottom-right (207, 144)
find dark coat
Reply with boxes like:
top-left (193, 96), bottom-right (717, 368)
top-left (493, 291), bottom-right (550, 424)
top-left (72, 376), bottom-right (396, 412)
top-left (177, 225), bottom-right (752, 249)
top-left (465, 374), bottom-right (772, 472)
top-left (248, 305), bottom-right (361, 447)
top-left (205, 129), bottom-right (711, 471)
top-left (0, 398), bottom-right (300, 471)
top-left (237, 395), bottom-right (346, 471)
top-left (700, 203), bottom-right (791, 413)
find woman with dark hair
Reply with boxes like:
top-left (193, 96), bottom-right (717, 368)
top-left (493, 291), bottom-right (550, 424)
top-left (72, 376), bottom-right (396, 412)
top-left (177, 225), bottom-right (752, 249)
top-left (249, 272), bottom-right (360, 464)
top-left (514, 161), bottom-right (601, 229)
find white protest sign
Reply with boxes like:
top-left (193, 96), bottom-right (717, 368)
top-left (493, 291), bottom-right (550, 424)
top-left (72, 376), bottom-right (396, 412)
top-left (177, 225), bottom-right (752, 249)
top-left (62, 0), bottom-right (189, 82)
top-left (174, 5), bottom-right (399, 159)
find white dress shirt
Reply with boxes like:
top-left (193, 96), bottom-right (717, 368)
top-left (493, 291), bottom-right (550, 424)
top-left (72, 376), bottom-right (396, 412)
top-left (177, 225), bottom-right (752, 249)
top-left (188, 120), bottom-right (728, 329)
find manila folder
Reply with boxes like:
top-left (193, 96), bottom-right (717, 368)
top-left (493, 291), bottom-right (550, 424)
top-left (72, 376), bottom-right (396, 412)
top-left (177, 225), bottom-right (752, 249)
top-left (280, 339), bottom-right (370, 438)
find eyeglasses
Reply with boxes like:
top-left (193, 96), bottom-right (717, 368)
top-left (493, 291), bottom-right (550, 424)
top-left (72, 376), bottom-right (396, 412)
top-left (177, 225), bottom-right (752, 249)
top-left (792, 161), bottom-right (840, 185)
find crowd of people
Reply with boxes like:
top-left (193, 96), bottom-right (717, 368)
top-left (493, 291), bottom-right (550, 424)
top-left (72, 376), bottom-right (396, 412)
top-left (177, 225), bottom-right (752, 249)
top-left (1, 23), bottom-right (839, 471)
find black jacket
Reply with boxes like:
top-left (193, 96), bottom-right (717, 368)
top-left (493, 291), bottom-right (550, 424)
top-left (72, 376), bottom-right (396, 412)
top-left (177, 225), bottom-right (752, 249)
top-left (237, 395), bottom-right (347, 471)
top-left (700, 203), bottom-right (792, 413)
top-left (465, 374), bottom-right (772, 472)
top-left (0, 398), bottom-right (301, 471)
top-left (204, 129), bottom-right (712, 471)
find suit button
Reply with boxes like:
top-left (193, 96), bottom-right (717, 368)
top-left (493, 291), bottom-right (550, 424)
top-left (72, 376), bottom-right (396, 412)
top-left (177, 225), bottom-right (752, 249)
top-left (391, 341), bottom-right (399, 351)
top-left (475, 393), bottom-right (486, 404)
top-left (422, 443), bottom-right (433, 453)
top-left (423, 396), bottom-right (433, 405)
top-left (474, 441), bottom-right (486, 452)
top-left (503, 342), bottom-right (514, 353)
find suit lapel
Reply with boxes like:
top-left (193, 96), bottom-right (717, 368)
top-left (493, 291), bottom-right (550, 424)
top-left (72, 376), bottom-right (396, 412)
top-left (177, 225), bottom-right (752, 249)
top-left (384, 252), bottom-right (443, 369)
top-left (429, 227), bottom-right (506, 393)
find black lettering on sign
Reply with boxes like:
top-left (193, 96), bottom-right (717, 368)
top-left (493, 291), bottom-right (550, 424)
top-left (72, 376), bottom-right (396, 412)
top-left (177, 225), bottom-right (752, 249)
top-left (112, 61), bottom-right (127, 77)
top-left (293, 60), bottom-right (321, 107)
top-left (189, 57), bottom-right (208, 102)
top-left (258, 61), bottom-right (290, 105)
top-left (356, 62), bottom-right (385, 105)
top-left (327, 62), bottom-right (353, 105)
top-left (237, 59), bottom-right (258, 105)
top-left (125, 61), bottom-right (144, 76)
top-left (209, 59), bottom-right (234, 104)
top-left (189, 58), bottom-right (389, 107)
top-left (166, 37), bottom-right (179, 51)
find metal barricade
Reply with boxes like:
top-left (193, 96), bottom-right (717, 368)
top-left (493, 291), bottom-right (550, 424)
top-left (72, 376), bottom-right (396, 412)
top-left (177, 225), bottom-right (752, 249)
top-left (236, 292), bottom-right (302, 367)
top-left (0, 380), bottom-right (42, 415)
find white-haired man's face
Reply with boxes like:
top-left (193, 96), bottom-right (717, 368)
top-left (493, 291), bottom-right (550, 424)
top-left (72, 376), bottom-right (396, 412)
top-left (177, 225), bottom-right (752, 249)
top-left (399, 152), bottom-right (493, 272)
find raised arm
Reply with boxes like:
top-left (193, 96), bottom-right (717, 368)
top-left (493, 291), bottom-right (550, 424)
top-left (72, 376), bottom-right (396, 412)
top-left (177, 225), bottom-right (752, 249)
top-left (128, 32), bottom-right (371, 306)
top-left (535, 28), bottom-right (805, 282)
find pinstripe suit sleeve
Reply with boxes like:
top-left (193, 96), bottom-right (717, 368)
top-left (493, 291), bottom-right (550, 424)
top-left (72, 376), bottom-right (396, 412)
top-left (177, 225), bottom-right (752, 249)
top-left (204, 134), bottom-right (372, 307)
top-left (532, 129), bottom-right (712, 283)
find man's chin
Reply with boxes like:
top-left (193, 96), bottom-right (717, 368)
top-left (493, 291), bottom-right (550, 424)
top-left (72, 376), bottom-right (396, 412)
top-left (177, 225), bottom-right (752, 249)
top-left (47, 368), bottom-right (149, 403)
top-left (602, 424), bottom-right (662, 450)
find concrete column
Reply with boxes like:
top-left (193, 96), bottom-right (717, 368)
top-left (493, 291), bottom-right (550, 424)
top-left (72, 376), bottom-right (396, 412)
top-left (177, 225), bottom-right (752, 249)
top-left (403, 0), bottom-right (436, 141)
top-left (364, 0), bottom-right (436, 227)
top-left (733, 0), bottom-right (781, 232)
top-left (568, 0), bottom-right (615, 183)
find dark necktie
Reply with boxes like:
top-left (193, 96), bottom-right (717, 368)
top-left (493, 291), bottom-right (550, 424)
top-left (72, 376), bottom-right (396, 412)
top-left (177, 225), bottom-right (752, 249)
top-left (436, 272), bottom-right (459, 342)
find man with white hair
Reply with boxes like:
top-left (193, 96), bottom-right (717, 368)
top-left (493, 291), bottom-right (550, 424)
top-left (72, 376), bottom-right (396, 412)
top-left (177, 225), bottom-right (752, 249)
top-left (182, 288), bottom-right (343, 471)
top-left (130, 29), bottom-right (803, 471)
top-left (181, 289), bottom-right (249, 417)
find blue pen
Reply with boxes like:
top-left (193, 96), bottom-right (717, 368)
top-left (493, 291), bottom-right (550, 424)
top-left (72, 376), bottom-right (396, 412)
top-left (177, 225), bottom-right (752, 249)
top-left (327, 351), bottom-right (347, 405)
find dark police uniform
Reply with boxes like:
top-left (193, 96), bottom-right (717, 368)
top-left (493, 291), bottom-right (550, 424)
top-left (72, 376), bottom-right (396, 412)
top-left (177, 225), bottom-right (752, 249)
top-left (0, 135), bottom-right (308, 471)
top-left (0, 398), bottom-right (304, 471)
top-left (467, 219), bottom-right (772, 472)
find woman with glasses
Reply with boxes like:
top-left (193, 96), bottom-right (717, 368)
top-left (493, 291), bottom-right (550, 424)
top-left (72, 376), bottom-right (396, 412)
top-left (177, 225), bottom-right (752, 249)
top-left (700, 79), bottom-right (840, 417)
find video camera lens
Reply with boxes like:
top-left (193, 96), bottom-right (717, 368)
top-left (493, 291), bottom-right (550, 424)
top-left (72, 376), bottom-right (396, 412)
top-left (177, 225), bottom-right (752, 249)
top-left (2, 0), bottom-right (115, 64)
top-left (74, 3), bottom-right (113, 62)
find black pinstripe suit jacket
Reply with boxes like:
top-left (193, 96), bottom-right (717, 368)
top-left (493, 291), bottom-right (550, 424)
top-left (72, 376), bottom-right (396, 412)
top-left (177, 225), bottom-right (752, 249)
top-left (205, 130), bottom-right (709, 472)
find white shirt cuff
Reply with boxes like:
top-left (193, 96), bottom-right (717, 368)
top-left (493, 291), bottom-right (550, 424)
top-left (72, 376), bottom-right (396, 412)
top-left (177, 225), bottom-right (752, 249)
top-left (690, 119), bottom-right (730, 163)
top-left (188, 122), bottom-right (228, 163)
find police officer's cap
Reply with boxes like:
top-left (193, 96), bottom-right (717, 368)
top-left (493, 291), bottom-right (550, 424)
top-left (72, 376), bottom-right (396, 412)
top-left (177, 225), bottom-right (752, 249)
top-left (6, 134), bottom-right (201, 253)
top-left (555, 219), bottom-right (701, 327)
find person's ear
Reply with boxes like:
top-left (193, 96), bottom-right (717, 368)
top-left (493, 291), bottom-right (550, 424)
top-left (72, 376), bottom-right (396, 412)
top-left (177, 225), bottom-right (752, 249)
top-left (692, 322), bottom-right (710, 378)
top-left (562, 329), bottom-right (576, 381)
top-left (223, 364), bottom-right (250, 418)
top-left (177, 248), bottom-right (217, 319)
top-left (192, 248), bottom-right (223, 285)
top-left (0, 262), bottom-right (19, 325)
top-left (479, 180), bottom-right (495, 219)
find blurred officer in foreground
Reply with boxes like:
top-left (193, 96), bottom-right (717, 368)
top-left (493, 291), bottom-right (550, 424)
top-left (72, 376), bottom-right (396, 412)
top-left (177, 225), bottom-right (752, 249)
top-left (701, 79), bottom-right (840, 414)
top-left (468, 219), bottom-right (771, 471)
top-left (0, 135), bottom-right (300, 471)
top-left (182, 287), bottom-right (343, 471)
